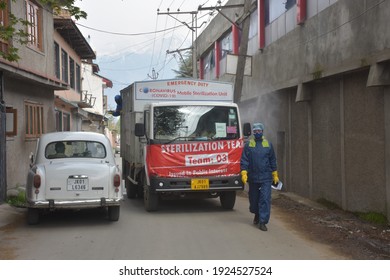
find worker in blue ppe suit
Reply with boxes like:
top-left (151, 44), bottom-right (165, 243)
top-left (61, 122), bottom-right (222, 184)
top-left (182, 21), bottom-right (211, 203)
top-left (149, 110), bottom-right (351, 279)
top-left (240, 122), bottom-right (279, 231)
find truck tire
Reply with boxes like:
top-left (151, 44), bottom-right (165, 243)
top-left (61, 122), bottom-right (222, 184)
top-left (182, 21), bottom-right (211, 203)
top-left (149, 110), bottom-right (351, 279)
top-left (27, 208), bottom-right (40, 225)
top-left (220, 191), bottom-right (236, 210)
top-left (135, 169), bottom-right (145, 199)
top-left (108, 206), bottom-right (120, 221)
top-left (125, 176), bottom-right (137, 199)
top-left (144, 187), bottom-right (159, 212)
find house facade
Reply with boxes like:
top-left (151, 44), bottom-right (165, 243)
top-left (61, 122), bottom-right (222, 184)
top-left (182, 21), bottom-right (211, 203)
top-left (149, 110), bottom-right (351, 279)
top-left (196, 0), bottom-right (390, 219)
top-left (0, 2), bottom-right (110, 198)
top-left (1, 0), bottom-right (64, 196)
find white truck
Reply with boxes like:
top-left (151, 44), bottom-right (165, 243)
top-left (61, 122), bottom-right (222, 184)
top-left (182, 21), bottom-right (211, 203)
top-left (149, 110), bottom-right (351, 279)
top-left (120, 78), bottom-right (246, 211)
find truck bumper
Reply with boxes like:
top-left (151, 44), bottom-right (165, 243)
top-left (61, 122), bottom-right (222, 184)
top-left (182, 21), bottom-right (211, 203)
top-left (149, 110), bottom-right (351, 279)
top-left (149, 175), bottom-right (244, 193)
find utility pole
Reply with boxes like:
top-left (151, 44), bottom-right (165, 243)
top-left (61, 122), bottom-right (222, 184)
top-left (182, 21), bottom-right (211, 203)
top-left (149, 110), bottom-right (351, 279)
top-left (233, 0), bottom-right (251, 103)
top-left (0, 71), bottom-right (6, 204)
top-left (157, 9), bottom-right (198, 78)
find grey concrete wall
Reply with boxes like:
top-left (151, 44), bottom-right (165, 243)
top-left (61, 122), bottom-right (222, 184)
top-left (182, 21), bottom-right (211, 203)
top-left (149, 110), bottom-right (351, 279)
top-left (196, 0), bottom-right (390, 217)
top-left (290, 93), bottom-right (310, 196)
top-left (5, 75), bottom-right (56, 192)
top-left (343, 70), bottom-right (385, 213)
top-left (311, 78), bottom-right (343, 205)
top-left (10, 2), bottom-right (56, 78)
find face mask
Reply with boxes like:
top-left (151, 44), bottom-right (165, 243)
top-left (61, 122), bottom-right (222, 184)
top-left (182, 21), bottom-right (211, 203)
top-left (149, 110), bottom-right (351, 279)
top-left (254, 132), bottom-right (263, 139)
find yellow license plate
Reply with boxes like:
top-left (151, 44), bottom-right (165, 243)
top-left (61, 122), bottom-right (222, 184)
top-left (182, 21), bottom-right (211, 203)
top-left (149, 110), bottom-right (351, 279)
top-left (191, 179), bottom-right (209, 190)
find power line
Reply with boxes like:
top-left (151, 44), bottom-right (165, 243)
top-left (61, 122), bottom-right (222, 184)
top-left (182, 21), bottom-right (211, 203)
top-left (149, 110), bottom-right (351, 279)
top-left (75, 22), bottom-right (184, 36)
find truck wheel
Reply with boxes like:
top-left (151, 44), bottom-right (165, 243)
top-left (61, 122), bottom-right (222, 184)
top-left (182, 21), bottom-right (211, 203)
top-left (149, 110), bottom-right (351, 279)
top-left (144, 187), bottom-right (158, 212)
top-left (136, 170), bottom-right (145, 199)
top-left (220, 191), bottom-right (236, 210)
top-left (125, 177), bottom-right (137, 199)
top-left (108, 206), bottom-right (120, 221)
top-left (137, 184), bottom-right (144, 198)
top-left (27, 208), bottom-right (40, 225)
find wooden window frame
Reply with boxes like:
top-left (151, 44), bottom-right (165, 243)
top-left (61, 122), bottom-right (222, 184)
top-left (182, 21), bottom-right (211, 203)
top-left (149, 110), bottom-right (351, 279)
top-left (76, 64), bottom-right (81, 93)
top-left (0, 0), bottom-right (9, 53)
top-left (6, 107), bottom-right (17, 137)
top-left (54, 42), bottom-right (60, 79)
top-left (25, 0), bottom-right (43, 52)
top-left (55, 109), bottom-right (62, 131)
top-left (69, 57), bottom-right (75, 89)
top-left (61, 49), bottom-right (68, 83)
top-left (25, 101), bottom-right (44, 139)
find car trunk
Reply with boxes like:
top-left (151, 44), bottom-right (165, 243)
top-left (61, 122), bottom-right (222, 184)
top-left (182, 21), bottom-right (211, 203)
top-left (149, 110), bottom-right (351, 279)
top-left (44, 161), bottom-right (111, 200)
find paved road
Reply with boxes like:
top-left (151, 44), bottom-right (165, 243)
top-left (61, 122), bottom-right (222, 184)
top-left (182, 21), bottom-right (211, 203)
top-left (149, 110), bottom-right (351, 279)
top-left (0, 192), bottom-right (345, 260)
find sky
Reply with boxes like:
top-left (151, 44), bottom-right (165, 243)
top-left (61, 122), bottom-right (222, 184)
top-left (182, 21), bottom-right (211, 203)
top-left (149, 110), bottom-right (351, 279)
top-left (74, 0), bottom-right (229, 110)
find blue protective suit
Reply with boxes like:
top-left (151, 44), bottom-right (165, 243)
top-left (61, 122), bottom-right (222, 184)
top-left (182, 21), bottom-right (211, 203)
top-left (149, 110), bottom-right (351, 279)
top-left (240, 137), bottom-right (277, 224)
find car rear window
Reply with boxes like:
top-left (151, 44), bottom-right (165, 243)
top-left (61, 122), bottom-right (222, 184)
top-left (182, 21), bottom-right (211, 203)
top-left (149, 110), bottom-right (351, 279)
top-left (45, 141), bottom-right (106, 159)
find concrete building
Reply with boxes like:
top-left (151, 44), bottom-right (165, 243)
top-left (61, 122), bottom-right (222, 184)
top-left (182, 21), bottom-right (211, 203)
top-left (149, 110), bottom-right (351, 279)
top-left (0, 3), bottom-right (111, 197)
top-left (80, 61), bottom-right (113, 134)
top-left (1, 1), bottom-right (64, 197)
top-left (196, 0), bottom-right (390, 219)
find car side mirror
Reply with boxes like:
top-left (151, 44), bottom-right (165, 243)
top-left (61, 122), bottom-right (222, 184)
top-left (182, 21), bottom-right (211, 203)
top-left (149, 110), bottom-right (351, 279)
top-left (135, 123), bottom-right (145, 137)
top-left (243, 123), bottom-right (252, 137)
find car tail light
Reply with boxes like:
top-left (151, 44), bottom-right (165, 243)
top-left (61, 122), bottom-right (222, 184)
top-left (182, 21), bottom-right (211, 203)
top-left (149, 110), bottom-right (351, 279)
top-left (33, 174), bottom-right (41, 188)
top-left (113, 174), bottom-right (121, 188)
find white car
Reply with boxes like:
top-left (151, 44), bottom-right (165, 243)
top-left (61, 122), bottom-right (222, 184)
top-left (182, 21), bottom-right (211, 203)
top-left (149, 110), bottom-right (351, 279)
top-left (26, 131), bottom-right (123, 224)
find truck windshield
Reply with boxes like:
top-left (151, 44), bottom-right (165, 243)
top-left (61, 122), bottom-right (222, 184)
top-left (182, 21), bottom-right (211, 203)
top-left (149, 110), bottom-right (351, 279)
top-left (153, 105), bottom-right (239, 142)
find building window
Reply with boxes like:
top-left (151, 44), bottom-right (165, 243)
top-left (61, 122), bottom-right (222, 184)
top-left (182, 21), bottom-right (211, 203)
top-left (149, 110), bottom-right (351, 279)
top-left (69, 58), bottom-right (75, 89)
top-left (55, 110), bottom-right (62, 131)
top-left (6, 107), bottom-right (17, 137)
top-left (56, 110), bottom-right (71, 131)
top-left (25, 0), bottom-right (43, 51)
top-left (0, 1), bottom-right (9, 54)
top-left (265, 0), bottom-right (296, 25)
top-left (54, 42), bottom-right (60, 79)
top-left (61, 49), bottom-right (68, 83)
top-left (63, 113), bottom-right (70, 131)
top-left (220, 32), bottom-right (233, 59)
top-left (25, 101), bottom-right (44, 138)
top-left (76, 64), bottom-right (81, 93)
top-left (249, 10), bottom-right (258, 39)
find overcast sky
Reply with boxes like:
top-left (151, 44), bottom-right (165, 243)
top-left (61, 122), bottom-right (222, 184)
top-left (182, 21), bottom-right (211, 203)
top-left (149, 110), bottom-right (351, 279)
top-left (74, 0), bottom-right (229, 109)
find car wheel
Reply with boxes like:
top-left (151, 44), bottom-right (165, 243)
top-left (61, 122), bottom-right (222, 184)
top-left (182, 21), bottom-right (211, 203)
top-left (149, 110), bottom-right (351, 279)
top-left (108, 206), bottom-right (120, 221)
top-left (27, 208), bottom-right (40, 225)
top-left (220, 191), bottom-right (236, 210)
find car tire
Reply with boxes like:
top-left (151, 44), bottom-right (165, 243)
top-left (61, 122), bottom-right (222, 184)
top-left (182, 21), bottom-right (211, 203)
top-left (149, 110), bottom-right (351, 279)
top-left (108, 206), bottom-right (120, 221)
top-left (27, 208), bottom-right (40, 225)
top-left (219, 191), bottom-right (236, 210)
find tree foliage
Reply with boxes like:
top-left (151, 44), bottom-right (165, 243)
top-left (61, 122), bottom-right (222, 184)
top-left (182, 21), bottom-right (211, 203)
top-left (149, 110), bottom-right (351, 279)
top-left (173, 49), bottom-right (193, 78)
top-left (0, 0), bottom-right (86, 62)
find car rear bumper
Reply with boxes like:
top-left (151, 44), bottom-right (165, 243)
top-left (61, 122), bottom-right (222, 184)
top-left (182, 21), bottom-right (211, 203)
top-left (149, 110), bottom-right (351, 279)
top-left (27, 198), bottom-right (122, 209)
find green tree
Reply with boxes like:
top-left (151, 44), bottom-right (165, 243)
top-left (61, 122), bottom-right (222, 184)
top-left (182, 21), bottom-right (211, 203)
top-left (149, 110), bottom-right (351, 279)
top-left (0, 0), bottom-right (86, 62)
top-left (173, 49), bottom-right (193, 78)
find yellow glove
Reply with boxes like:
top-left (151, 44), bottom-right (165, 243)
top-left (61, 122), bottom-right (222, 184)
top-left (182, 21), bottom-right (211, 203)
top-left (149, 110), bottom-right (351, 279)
top-left (241, 170), bottom-right (248, 185)
top-left (272, 171), bottom-right (279, 184)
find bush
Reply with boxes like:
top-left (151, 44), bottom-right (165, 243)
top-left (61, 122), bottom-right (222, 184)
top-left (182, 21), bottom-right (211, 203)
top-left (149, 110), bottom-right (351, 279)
top-left (7, 190), bottom-right (26, 208)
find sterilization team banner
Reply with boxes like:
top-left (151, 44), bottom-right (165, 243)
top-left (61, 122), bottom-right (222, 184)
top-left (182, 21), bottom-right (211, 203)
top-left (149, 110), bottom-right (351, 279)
top-left (146, 139), bottom-right (244, 178)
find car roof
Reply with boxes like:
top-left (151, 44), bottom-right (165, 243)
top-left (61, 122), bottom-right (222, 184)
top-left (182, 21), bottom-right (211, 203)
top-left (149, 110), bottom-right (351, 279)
top-left (38, 131), bottom-right (110, 146)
